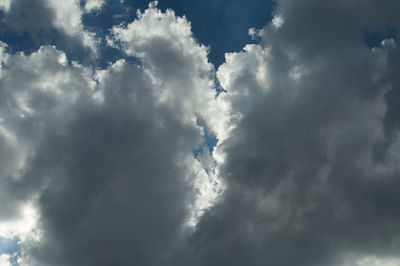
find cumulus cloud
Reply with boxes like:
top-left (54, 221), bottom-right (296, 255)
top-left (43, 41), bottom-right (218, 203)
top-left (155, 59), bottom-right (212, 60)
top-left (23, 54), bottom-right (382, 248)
top-left (0, 3), bottom-right (221, 265)
top-left (111, 5), bottom-right (228, 137)
top-left (43, 0), bottom-right (99, 52)
top-left (0, 0), bottom-right (98, 61)
top-left (192, 1), bottom-right (400, 266)
top-left (2, 0), bottom-right (400, 266)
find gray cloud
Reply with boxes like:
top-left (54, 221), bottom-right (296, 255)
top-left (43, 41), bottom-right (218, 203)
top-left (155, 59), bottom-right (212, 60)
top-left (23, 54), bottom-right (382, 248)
top-left (0, 4), bottom-right (223, 265)
top-left (20, 64), bottom-right (200, 265)
top-left (2, 1), bottom-right (400, 266)
top-left (191, 1), bottom-right (400, 266)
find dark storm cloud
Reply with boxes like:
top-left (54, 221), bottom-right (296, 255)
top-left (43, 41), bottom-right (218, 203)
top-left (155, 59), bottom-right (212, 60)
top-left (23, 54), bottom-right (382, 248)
top-left (191, 1), bottom-right (400, 266)
top-left (374, 46), bottom-right (400, 162)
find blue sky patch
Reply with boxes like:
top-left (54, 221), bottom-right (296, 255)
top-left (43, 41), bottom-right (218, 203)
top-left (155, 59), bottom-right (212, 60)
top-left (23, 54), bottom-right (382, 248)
top-left (0, 237), bottom-right (20, 266)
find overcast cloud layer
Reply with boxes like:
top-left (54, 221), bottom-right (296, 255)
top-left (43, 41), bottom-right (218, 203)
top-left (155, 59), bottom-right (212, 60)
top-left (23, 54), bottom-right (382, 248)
top-left (1, 0), bottom-right (400, 266)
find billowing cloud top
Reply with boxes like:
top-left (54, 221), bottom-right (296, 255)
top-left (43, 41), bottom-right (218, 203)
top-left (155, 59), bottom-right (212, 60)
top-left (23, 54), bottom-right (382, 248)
top-left (1, 1), bottom-right (400, 266)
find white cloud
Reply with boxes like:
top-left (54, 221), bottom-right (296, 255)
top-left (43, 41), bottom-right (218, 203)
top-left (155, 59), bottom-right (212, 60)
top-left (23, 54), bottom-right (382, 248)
top-left (0, 0), bottom-right (10, 12)
top-left (0, 203), bottom-right (39, 241)
top-left (111, 4), bottom-right (231, 226)
top-left (0, 254), bottom-right (12, 266)
top-left (0, 45), bottom-right (97, 254)
top-left (216, 44), bottom-right (270, 128)
top-left (44, 0), bottom-right (82, 35)
top-left (43, 0), bottom-right (99, 53)
top-left (0, 4), bottom-right (233, 264)
top-left (272, 14), bottom-right (284, 29)
top-left (84, 0), bottom-right (105, 13)
top-left (343, 255), bottom-right (400, 266)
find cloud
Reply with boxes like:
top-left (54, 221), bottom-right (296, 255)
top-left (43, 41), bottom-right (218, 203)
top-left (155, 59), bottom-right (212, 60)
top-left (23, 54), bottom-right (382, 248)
top-left (2, 0), bottom-right (400, 265)
top-left (0, 254), bottom-right (12, 266)
top-left (0, 0), bottom-right (98, 62)
top-left (0, 44), bottom-right (95, 247)
top-left (83, 0), bottom-right (105, 13)
top-left (343, 255), bottom-right (400, 266)
top-left (0, 0), bottom-right (10, 12)
top-left (43, 0), bottom-right (99, 51)
top-left (191, 1), bottom-right (400, 266)
top-left (0, 4), bottom-right (221, 266)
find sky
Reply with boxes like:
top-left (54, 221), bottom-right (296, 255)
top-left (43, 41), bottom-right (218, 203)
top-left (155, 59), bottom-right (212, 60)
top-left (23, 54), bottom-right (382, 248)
top-left (1, 0), bottom-right (400, 266)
